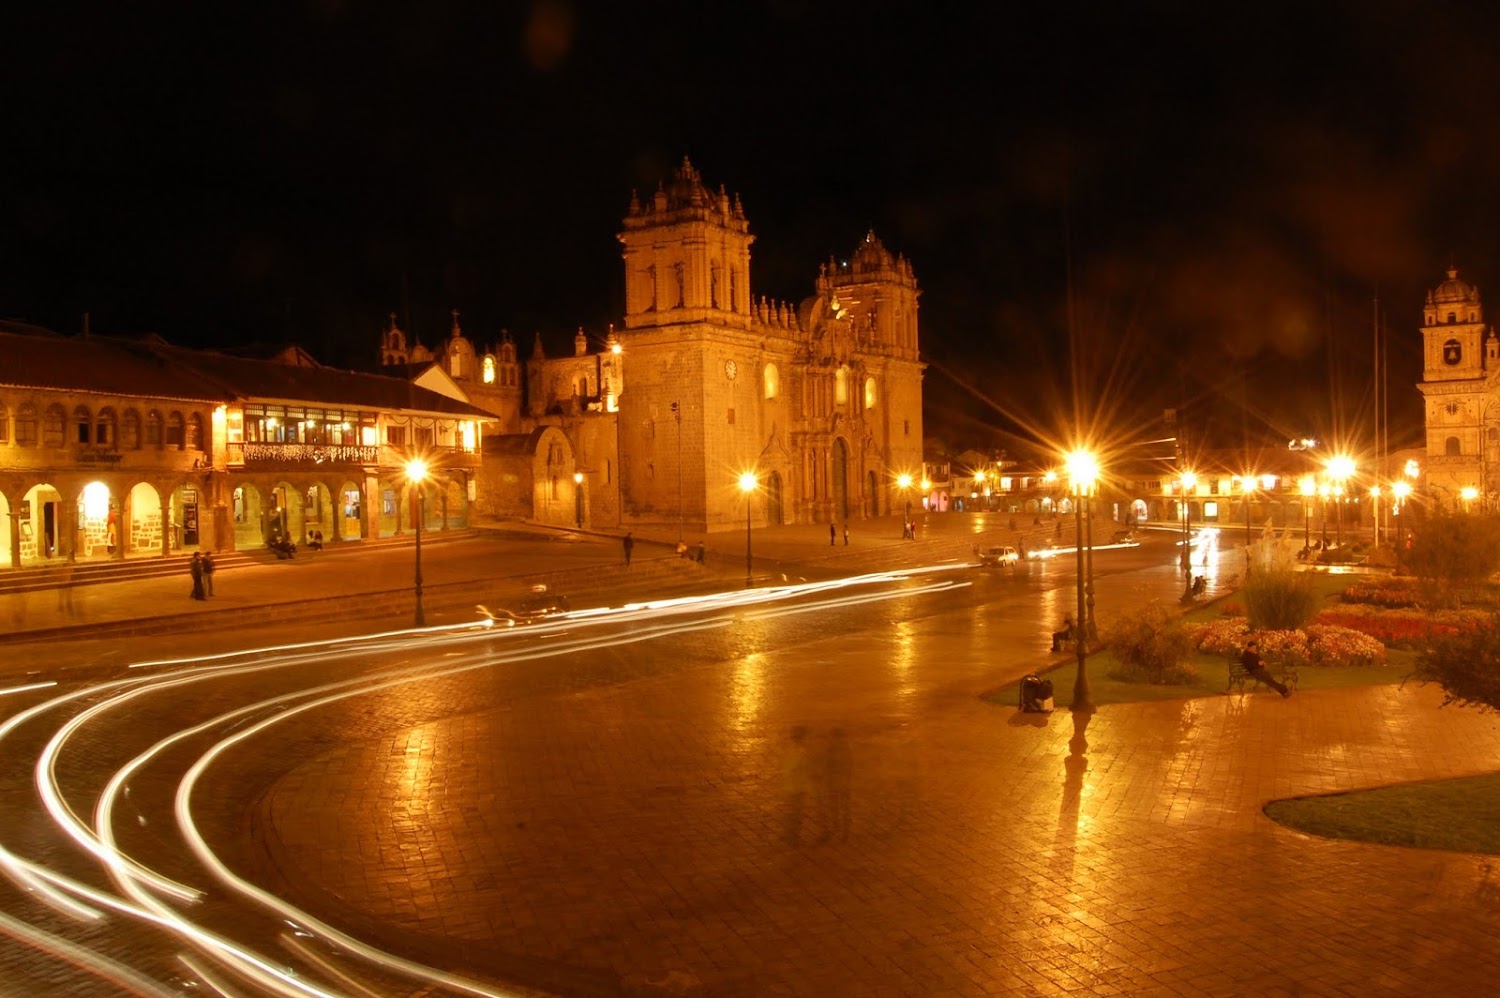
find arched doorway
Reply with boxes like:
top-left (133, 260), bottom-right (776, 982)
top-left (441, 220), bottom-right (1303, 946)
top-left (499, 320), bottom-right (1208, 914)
top-left (339, 479), bottom-right (364, 540)
top-left (76, 481), bottom-right (114, 561)
top-left (21, 484), bottom-right (62, 564)
top-left (232, 484), bottom-right (266, 550)
top-left (269, 481), bottom-right (300, 545)
top-left (171, 483), bottom-right (205, 551)
top-left (766, 472), bottom-right (784, 525)
top-left (867, 470), bottom-right (879, 518)
top-left (832, 438), bottom-right (849, 522)
top-left (125, 482), bottom-right (162, 557)
top-left (303, 483), bottom-right (333, 545)
top-left (0, 491), bottom-right (10, 567)
top-left (1130, 498), bottom-right (1149, 525)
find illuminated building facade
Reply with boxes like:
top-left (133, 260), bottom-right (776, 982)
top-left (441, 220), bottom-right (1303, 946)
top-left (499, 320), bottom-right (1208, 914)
top-left (383, 158), bottom-right (927, 532)
top-left (1416, 265), bottom-right (1498, 505)
top-left (0, 326), bottom-right (486, 569)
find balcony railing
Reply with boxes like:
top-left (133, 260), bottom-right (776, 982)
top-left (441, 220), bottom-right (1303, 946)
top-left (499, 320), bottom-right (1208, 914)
top-left (229, 442), bottom-right (481, 469)
top-left (234, 442), bottom-right (383, 465)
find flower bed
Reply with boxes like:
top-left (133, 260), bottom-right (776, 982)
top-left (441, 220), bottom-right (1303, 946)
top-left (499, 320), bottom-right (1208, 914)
top-left (1339, 579), bottom-right (1420, 608)
top-left (1312, 606), bottom-right (1488, 650)
top-left (1191, 617), bottom-right (1387, 668)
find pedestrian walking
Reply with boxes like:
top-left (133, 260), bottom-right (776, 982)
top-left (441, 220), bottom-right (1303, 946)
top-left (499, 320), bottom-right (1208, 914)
top-left (829, 523), bottom-right (837, 546)
top-left (189, 552), bottom-right (206, 601)
top-left (843, 523), bottom-right (849, 546)
top-left (203, 551), bottom-right (216, 597)
top-left (623, 531), bottom-right (635, 566)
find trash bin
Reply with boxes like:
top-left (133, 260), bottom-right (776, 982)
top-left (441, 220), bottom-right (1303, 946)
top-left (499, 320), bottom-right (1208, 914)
top-left (1019, 674), bottom-right (1054, 713)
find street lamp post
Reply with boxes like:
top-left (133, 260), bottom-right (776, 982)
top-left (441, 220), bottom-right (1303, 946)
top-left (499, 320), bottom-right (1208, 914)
top-left (1065, 450), bottom-right (1098, 713)
top-left (739, 471), bottom-right (757, 588)
top-left (1299, 476), bottom-right (1316, 550)
top-left (897, 473), bottom-right (913, 538)
top-left (1179, 470), bottom-right (1197, 600)
top-left (1326, 455), bottom-right (1355, 548)
top-left (1241, 475), bottom-right (1256, 548)
top-left (1392, 480), bottom-right (1412, 561)
top-left (405, 458), bottom-right (428, 627)
top-left (1319, 483), bottom-right (1331, 547)
top-left (1369, 485), bottom-right (1382, 547)
top-left (573, 471), bottom-right (584, 528)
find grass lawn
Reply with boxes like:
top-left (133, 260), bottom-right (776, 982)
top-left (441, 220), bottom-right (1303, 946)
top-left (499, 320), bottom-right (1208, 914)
top-left (985, 647), bottom-right (1415, 709)
top-left (1267, 774), bottom-right (1500, 854)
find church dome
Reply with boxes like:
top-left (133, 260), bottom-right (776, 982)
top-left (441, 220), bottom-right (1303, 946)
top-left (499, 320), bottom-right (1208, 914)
top-left (1430, 266), bottom-right (1480, 306)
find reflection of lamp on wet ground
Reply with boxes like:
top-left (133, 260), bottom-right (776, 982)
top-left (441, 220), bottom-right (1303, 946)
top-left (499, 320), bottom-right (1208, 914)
top-left (405, 458), bottom-right (428, 627)
top-left (1179, 470), bottom-right (1197, 600)
top-left (739, 471), bottom-right (757, 588)
top-left (1065, 449), bottom-right (1098, 713)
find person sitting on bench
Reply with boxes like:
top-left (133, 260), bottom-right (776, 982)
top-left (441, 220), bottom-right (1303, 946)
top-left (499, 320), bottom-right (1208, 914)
top-left (1051, 613), bottom-right (1076, 653)
top-left (1240, 638), bottom-right (1292, 698)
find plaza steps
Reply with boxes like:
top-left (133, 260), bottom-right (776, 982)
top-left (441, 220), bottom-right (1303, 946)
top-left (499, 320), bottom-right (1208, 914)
top-left (0, 528), bottom-right (478, 596)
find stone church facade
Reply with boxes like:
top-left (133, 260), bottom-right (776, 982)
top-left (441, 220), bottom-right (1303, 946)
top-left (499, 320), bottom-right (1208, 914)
top-left (1417, 266), bottom-right (1500, 504)
top-left (383, 158), bottom-right (926, 533)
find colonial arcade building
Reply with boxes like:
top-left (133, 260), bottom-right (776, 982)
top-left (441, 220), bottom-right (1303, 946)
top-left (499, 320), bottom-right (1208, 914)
top-left (0, 325), bottom-right (487, 569)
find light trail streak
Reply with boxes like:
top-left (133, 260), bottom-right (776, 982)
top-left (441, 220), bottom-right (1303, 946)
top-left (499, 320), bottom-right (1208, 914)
top-left (0, 680), bottom-right (58, 697)
top-left (7, 567), bottom-right (956, 995)
top-left (0, 906), bottom-right (179, 998)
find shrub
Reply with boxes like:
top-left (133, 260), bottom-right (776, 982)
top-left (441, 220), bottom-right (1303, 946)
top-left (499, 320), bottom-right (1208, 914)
top-left (1415, 615), bottom-right (1500, 712)
top-left (1194, 618), bottom-right (1388, 668)
top-left (1340, 580), bottom-right (1420, 609)
top-left (1103, 601), bottom-right (1199, 684)
top-left (1242, 570), bottom-right (1318, 632)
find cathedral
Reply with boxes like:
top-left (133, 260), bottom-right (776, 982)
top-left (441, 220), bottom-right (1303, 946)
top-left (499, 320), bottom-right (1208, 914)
top-left (383, 158), bottom-right (926, 533)
top-left (1417, 265), bottom-right (1500, 504)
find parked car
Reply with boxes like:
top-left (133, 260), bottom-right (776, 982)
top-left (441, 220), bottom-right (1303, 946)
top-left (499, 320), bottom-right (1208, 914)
top-left (977, 545), bottom-right (1021, 567)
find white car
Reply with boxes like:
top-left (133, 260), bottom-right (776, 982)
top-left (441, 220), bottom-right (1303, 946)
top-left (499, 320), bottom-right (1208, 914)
top-left (977, 545), bottom-right (1020, 567)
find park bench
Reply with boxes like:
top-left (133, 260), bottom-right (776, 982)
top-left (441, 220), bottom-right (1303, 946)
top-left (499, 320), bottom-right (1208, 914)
top-left (1226, 655), bottom-right (1300, 694)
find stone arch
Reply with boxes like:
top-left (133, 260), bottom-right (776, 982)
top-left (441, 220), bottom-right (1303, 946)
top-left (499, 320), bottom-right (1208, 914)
top-left (96, 406), bottom-right (118, 448)
top-left (22, 483), bottom-right (64, 563)
top-left (268, 481), bottom-right (301, 543)
top-left (75, 480), bottom-right (114, 560)
top-left (122, 408), bottom-right (141, 449)
top-left (166, 411), bottom-right (185, 449)
top-left (187, 412), bottom-right (205, 451)
top-left (533, 425), bottom-right (576, 527)
top-left (301, 481), bottom-right (334, 545)
top-left (337, 479), bottom-right (364, 540)
top-left (145, 409), bottom-right (163, 448)
top-left (766, 470), bottom-right (784, 525)
top-left (1445, 436), bottom-right (1462, 457)
top-left (125, 481), bottom-right (163, 557)
top-left (42, 403), bottom-right (66, 448)
top-left (764, 363), bottom-right (779, 400)
top-left (864, 377), bottom-right (877, 410)
top-left (72, 404), bottom-right (92, 445)
top-left (832, 438), bottom-right (850, 522)
top-left (0, 490), bottom-right (9, 567)
top-left (232, 483), bottom-right (266, 549)
top-left (15, 402), bottom-right (37, 447)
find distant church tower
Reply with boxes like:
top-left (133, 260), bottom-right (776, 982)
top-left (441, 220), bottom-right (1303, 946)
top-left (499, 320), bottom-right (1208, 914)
top-left (380, 313), bottom-right (409, 366)
top-left (1418, 265), bottom-right (1500, 500)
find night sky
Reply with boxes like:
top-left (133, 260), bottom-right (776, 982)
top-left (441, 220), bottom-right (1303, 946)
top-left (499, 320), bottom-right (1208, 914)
top-left (6, 1), bottom-right (1500, 460)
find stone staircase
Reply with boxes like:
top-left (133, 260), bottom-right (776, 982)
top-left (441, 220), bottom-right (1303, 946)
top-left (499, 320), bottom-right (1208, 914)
top-left (0, 529), bottom-right (478, 596)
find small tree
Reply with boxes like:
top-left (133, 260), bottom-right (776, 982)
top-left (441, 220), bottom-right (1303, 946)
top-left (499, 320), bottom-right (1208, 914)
top-left (1104, 601), bottom-right (1197, 684)
top-left (1414, 614), bottom-right (1500, 712)
top-left (1404, 507), bottom-right (1500, 608)
top-left (1242, 528), bottom-right (1318, 631)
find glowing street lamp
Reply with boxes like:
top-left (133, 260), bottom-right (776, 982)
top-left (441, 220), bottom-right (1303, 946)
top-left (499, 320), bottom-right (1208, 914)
top-left (1326, 455), bottom-right (1355, 546)
top-left (405, 458), bottom-right (428, 627)
top-left (897, 472), bottom-right (913, 530)
top-left (1369, 485), bottom-right (1382, 547)
top-left (1462, 485), bottom-right (1479, 512)
top-left (1064, 449), bottom-right (1098, 713)
top-left (739, 471), bottom-right (758, 587)
top-left (573, 471), bottom-right (584, 528)
top-left (1318, 483), bottom-right (1331, 547)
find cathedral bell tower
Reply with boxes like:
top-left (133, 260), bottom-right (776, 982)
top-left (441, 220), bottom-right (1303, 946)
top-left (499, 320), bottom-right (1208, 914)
top-left (618, 157), bottom-right (754, 330)
top-left (1422, 266), bottom-right (1487, 382)
top-left (1418, 264), bottom-right (1497, 500)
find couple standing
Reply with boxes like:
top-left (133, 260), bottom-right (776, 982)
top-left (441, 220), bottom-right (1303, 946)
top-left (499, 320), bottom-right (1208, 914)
top-left (189, 551), bottom-right (217, 600)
